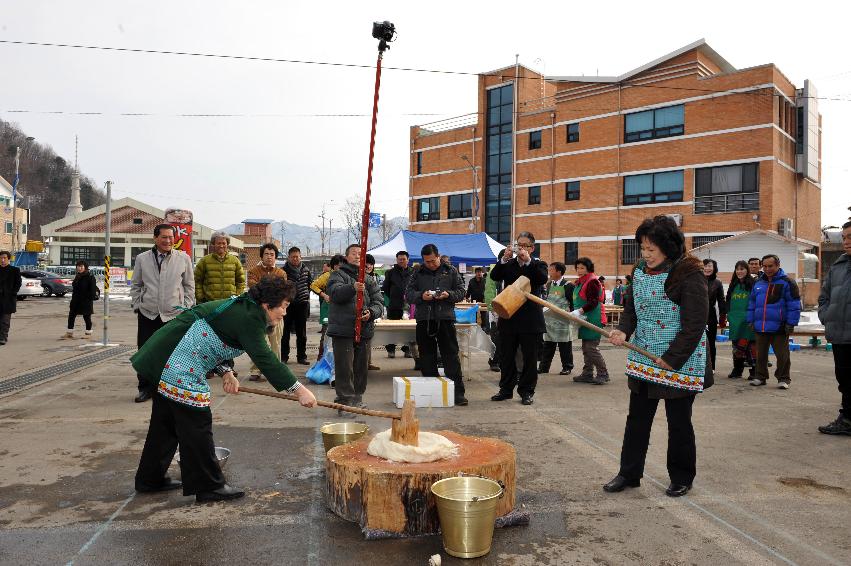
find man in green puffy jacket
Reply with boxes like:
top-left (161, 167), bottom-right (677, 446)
top-left (194, 231), bottom-right (246, 370)
top-left (195, 232), bottom-right (246, 303)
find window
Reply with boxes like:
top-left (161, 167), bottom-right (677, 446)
top-left (448, 193), bottom-right (473, 219)
top-left (485, 83), bottom-right (514, 244)
top-left (0, 196), bottom-right (9, 206)
top-left (692, 235), bottom-right (733, 248)
top-left (564, 242), bottom-right (578, 265)
top-left (3, 221), bottom-right (11, 234)
top-left (694, 163), bottom-right (759, 214)
top-left (133, 217), bottom-right (143, 225)
top-left (529, 130), bottom-right (542, 150)
top-left (566, 123), bottom-right (579, 143)
top-left (528, 186), bottom-right (541, 205)
top-left (565, 181), bottom-right (580, 201)
top-left (624, 104), bottom-right (684, 143)
top-left (623, 170), bottom-right (683, 205)
top-left (416, 152), bottom-right (423, 175)
top-left (417, 197), bottom-right (440, 221)
top-left (621, 239), bottom-right (639, 265)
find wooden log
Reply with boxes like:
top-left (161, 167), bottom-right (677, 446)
top-left (390, 399), bottom-right (419, 446)
top-left (326, 431), bottom-right (516, 537)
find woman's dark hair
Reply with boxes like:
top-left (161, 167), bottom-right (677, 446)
top-left (729, 260), bottom-right (754, 290)
top-left (259, 243), bottom-right (279, 257)
top-left (76, 259), bottom-right (89, 270)
top-left (574, 257), bottom-right (594, 273)
top-left (329, 254), bottom-right (344, 268)
top-left (365, 254), bottom-right (376, 266)
top-left (625, 274), bottom-right (633, 284)
top-left (703, 258), bottom-right (718, 280)
top-left (634, 215), bottom-right (686, 262)
top-left (248, 277), bottom-right (296, 307)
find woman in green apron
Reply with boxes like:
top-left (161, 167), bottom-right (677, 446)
top-left (725, 260), bottom-right (756, 379)
top-left (539, 262), bottom-right (576, 375)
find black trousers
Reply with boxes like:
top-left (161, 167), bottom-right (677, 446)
top-left (705, 326), bottom-right (718, 370)
top-left (833, 344), bottom-right (851, 417)
top-left (384, 308), bottom-right (410, 354)
top-left (540, 341), bottom-right (574, 372)
top-left (68, 312), bottom-right (93, 331)
top-left (137, 313), bottom-right (166, 392)
top-left (498, 328), bottom-right (539, 398)
top-left (618, 386), bottom-right (697, 486)
top-left (416, 320), bottom-right (464, 397)
top-left (0, 313), bottom-right (11, 341)
top-left (282, 300), bottom-right (309, 361)
top-left (135, 393), bottom-right (225, 496)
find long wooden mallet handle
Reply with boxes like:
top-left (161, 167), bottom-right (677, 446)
top-left (238, 386), bottom-right (401, 420)
top-left (523, 293), bottom-right (658, 360)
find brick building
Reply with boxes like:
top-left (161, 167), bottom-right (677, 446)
top-left (1, 174), bottom-right (30, 252)
top-left (408, 39), bottom-right (822, 288)
top-left (234, 218), bottom-right (282, 267)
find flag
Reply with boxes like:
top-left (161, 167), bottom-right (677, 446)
top-left (12, 152), bottom-right (19, 205)
top-left (368, 212), bottom-right (382, 228)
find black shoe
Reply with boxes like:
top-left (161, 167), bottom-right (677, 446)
top-left (0, 339), bottom-right (6, 345)
top-left (134, 390), bottom-right (153, 403)
top-left (665, 483), bottom-right (692, 497)
top-left (297, 358), bottom-right (309, 365)
top-left (537, 366), bottom-right (549, 374)
top-left (454, 396), bottom-right (469, 406)
top-left (491, 392), bottom-right (513, 401)
top-left (559, 369), bottom-right (572, 375)
top-left (521, 395), bottom-right (533, 406)
top-left (388, 350), bottom-right (396, 359)
top-left (489, 364), bottom-right (500, 373)
top-left (728, 372), bottom-right (743, 379)
top-left (368, 364), bottom-right (380, 371)
top-left (196, 484), bottom-right (245, 503)
top-left (818, 415), bottom-right (851, 436)
top-left (136, 477), bottom-right (182, 493)
top-left (603, 475), bottom-right (640, 493)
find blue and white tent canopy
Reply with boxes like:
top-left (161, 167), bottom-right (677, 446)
top-left (368, 230), bottom-right (505, 266)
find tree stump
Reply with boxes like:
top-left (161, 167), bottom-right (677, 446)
top-left (325, 431), bottom-right (516, 537)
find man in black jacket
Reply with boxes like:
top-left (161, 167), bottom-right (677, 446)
top-left (282, 246), bottom-right (313, 365)
top-left (465, 267), bottom-right (486, 303)
top-left (406, 244), bottom-right (468, 406)
top-left (0, 251), bottom-right (23, 346)
top-left (381, 250), bottom-right (416, 361)
top-left (489, 231), bottom-right (548, 405)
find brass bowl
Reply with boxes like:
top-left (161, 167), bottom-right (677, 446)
top-left (320, 422), bottom-right (369, 453)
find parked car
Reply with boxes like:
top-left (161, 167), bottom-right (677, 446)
top-left (20, 269), bottom-right (73, 297)
top-left (17, 276), bottom-right (44, 300)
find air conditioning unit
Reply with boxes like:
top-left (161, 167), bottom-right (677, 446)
top-left (778, 218), bottom-right (794, 238)
top-left (666, 213), bottom-right (683, 227)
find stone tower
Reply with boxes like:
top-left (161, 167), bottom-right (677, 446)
top-left (65, 136), bottom-right (83, 217)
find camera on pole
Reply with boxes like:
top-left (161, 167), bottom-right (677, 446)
top-left (371, 21), bottom-right (396, 52)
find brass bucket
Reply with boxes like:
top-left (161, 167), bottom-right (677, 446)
top-left (320, 423), bottom-right (369, 453)
top-left (431, 476), bottom-right (505, 558)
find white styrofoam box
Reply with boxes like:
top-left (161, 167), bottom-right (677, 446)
top-left (393, 376), bottom-right (455, 409)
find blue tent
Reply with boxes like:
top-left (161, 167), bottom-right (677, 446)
top-left (368, 230), bottom-right (504, 266)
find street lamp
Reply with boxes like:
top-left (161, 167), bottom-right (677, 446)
top-left (460, 155), bottom-right (479, 233)
top-left (11, 136), bottom-right (35, 253)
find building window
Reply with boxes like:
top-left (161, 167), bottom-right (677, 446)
top-left (448, 193), bottom-right (473, 219)
top-left (3, 221), bottom-right (11, 234)
top-left (416, 152), bottom-right (423, 175)
top-left (565, 181), bottom-right (580, 201)
top-left (417, 197), bottom-right (440, 221)
top-left (133, 217), bottom-right (143, 225)
top-left (529, 130), bottom-right (542, 150)
top-left (0, 196), bottom-right (9, 206)
top-left (564, 242), bottom-right (578, 265)
top-left (566, 123), bottom-right (579, 143)
top-left (692, 235), bottom-right (734, 249)
top-left (485, 83), bottom-right (514, 244)
top-left (694, 163), bottom-right (759, 214)
top-left (623, 170), bottom-right (683, 205)
top-left (528, 186), bottom-right (541, 205)
top-left (621, 238), bottom-right (639, 265)
top-left (624, 104), bottom-right (684, 143)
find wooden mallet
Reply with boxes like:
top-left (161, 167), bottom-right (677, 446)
top-left (491, 275), bottom-right (657, 360)
top-left (239, 387), bottom-right (420, 446)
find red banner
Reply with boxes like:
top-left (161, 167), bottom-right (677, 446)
top-left (165, 208), bottom-right (193, 259)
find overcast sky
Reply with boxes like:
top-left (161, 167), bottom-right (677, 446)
top-left (1, 0), bottom-right (847, 231)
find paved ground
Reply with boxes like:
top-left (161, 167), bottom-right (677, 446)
top-left (1, 295), bottom-right (849, 566)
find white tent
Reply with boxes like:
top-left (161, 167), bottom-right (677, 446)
top-left (368, 230), bottom-right (505, 266)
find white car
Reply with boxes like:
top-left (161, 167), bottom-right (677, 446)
top-left (17, 276), bottom-right (44, 300)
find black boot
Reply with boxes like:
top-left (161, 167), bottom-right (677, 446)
top-left (728, 358), bottom-right (744, 379)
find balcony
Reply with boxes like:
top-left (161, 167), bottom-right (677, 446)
top-left (694, 192), bottom-right (759, 214)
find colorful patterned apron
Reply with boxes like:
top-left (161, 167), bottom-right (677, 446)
top-left (158, 298), bottom-right (244, 408)
top-left (625, 268), bottom-right (706, 392)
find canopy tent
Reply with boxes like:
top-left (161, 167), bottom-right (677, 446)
top-left (368, 230), bottom-right (504, 266)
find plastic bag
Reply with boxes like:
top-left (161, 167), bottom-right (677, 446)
top-left (454, 304), bottom-right (479, 324)
top-left (306, 342), bottom-right (335, 384)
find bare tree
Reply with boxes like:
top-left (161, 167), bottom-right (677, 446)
top-left (340, 195), bottom-right (365, 245)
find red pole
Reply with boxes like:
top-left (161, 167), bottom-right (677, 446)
top-left (354, 50), bottom-right (384, 343)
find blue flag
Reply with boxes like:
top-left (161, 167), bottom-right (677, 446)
top-left (368, 213), bottom-right (382, 228)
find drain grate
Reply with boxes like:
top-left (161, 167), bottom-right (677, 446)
top-left (0, 345), bottom-right (136, 395)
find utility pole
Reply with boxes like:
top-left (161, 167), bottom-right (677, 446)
top-left (102, 181), bottom-right (112, 346)
top-left (10, 147), bottom-right (20, 253)
top-left (317, 205), bottom-right (330, 256)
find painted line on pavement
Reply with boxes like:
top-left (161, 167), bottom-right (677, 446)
top-left (65, 491), bottom-right (136, 566)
